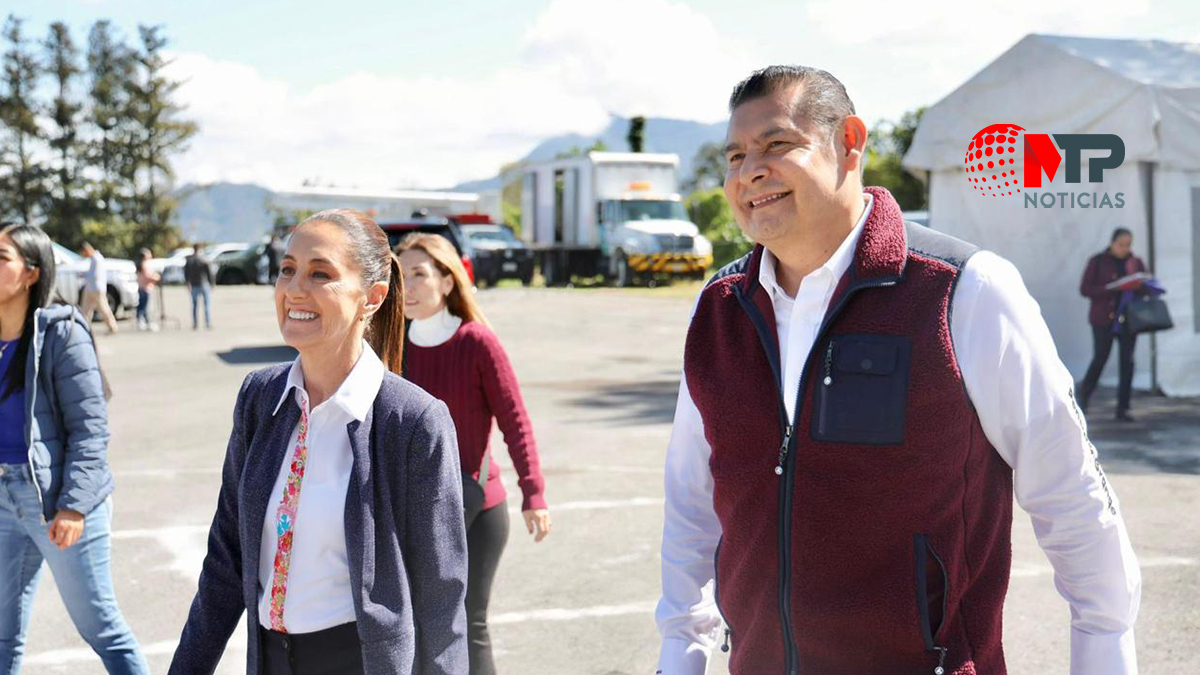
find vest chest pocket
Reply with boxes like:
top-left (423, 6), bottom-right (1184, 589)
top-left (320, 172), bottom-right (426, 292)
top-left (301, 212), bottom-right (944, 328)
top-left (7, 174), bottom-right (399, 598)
top-left (812, 334), bottom-right (911, 445)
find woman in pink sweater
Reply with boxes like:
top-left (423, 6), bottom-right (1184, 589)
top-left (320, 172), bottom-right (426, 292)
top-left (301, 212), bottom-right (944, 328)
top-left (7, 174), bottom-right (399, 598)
top-left (396, 233), bottom-right (550, 675)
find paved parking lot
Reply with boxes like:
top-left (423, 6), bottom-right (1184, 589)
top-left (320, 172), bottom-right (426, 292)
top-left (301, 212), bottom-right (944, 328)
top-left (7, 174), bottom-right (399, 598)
top-left (18, 285), bottom-right (1200, 674)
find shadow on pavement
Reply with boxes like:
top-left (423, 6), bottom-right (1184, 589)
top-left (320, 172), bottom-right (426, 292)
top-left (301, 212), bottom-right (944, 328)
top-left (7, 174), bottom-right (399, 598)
top-left (1085, 387), bottom-right (1200, 475)
top-left (533, 376), bottom-right (680, 426)
top-left (215, 345), bottom-right (298, 365)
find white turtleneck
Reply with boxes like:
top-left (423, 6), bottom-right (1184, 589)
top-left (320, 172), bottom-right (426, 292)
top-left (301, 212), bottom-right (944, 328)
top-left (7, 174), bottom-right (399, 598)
top-left (408, 305), bottom-right (463, 347)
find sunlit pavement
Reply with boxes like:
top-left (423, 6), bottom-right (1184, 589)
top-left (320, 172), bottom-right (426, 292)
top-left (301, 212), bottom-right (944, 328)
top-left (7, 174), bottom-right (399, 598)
top-left (19, 285), bottom-right (1199, 674)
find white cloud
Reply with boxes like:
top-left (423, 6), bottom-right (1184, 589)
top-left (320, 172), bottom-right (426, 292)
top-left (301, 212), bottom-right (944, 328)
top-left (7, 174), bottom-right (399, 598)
top-left (166, 0), bottom-right (759, 191)
top-left (803, 0), bottom-right (1155, 123)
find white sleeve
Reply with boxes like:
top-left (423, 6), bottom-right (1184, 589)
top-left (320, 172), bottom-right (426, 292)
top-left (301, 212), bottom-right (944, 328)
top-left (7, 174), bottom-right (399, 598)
top-left (655, 372), bottom-right (723, 675)
top-left (952, 251), bottom-right (1141, 675)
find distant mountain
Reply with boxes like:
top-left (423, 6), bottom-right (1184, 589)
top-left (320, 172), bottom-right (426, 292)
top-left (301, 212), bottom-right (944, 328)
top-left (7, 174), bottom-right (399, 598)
top-left (173, 182), bottom-right (276, 244)
top-left (450, 115), bottom-right (727, 191)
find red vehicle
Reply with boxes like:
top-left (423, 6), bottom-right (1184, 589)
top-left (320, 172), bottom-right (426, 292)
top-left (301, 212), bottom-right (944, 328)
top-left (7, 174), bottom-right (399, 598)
top-left (378, 214), bottom-right (475, 283)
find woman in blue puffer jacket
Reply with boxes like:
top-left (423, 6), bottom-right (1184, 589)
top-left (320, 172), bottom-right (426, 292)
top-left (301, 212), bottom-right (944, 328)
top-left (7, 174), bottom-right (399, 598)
top-left (0, 223), bottom-right (149, 675)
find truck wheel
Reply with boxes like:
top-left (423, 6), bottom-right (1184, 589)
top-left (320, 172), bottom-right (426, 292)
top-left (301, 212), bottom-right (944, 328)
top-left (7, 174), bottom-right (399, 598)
top-left (615, 251), bottom-right (632, 288)
top-left (520, 268), bottom-right (534, 286)
top-left (543, 255), bottom-right (563, 287)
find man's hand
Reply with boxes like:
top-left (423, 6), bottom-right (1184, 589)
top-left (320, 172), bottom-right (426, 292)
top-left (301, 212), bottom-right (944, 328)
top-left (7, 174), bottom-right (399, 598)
top-left (48, 509), bottom-right (85, 550)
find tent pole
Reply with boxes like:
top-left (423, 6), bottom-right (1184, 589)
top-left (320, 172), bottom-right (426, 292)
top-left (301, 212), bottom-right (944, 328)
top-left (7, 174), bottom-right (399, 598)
top-left (1143, 161), bottom-right (1160, 394)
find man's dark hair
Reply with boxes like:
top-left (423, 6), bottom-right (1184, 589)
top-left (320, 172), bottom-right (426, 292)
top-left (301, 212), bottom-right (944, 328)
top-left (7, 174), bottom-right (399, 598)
top-left (728, 65), bottom-right (856, 140)
top-left (1111, 227), bottom-right (1132, 242)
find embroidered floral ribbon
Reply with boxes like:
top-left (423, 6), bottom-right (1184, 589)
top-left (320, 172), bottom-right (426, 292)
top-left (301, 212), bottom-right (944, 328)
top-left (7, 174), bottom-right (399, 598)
top-left (268, 393), bottom-right (310, 632)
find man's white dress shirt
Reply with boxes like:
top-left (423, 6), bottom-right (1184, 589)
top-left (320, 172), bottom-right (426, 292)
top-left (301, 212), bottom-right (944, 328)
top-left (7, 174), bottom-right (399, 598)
top-left (258, 342), bottom-right (385, 633)
top-left (656, 195), bottom-right (1141, 674)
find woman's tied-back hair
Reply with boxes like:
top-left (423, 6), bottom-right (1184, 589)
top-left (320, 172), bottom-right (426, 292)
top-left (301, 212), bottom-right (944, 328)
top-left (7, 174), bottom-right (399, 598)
top-left (394, 232), bottom-right (490, 327)
top-left (728, 65), bottom-right (856, 142)
top-left (1111, 227), bottom-right (1133, 243)
top-left (0, 223), bottom-right (57, 400)
top-left (294, 209), bottom-right (406, 374)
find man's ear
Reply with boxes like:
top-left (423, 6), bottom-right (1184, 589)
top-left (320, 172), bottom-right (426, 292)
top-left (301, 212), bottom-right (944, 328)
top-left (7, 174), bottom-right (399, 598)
top-left (841, 115), bottom-right (868, 174)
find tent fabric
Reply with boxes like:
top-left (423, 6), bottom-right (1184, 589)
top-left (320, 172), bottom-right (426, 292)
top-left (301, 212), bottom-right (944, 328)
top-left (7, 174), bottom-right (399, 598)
top-left (904, 33), bottom-right (1200, 397)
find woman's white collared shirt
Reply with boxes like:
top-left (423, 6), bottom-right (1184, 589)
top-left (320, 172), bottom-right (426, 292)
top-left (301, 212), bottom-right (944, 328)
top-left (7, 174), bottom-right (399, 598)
top-left (257, 342), bottom-right (385, 633)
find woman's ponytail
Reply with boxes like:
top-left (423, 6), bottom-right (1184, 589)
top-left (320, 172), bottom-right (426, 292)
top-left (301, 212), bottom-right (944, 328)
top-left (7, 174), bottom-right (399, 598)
top-left (371, 253), bottom-right (406, 375)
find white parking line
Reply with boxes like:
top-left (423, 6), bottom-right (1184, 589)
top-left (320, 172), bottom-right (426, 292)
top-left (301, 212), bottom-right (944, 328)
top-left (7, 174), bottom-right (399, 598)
top-left (24, 637), bottom-right (245, 666)
top-left (508, 497), bottom-right (663, 514)
top-left (491, 601), bottom-right (658, 625)
top-left (27, 554), bottom-right (1198, 665)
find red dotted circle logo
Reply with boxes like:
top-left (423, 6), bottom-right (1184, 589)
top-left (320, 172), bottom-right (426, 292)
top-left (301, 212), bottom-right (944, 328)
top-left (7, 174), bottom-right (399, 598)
top-left (965, 123), bottom-right (1025, 197)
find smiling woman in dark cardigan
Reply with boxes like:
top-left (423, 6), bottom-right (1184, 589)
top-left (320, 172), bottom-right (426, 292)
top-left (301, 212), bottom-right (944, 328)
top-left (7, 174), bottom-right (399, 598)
top-left (168, 210), bottom-right (468, 675)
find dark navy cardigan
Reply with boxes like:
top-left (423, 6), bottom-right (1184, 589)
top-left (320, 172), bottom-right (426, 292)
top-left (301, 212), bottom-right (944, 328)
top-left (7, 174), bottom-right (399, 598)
top-left (169, 363), bottom-right (468, 675)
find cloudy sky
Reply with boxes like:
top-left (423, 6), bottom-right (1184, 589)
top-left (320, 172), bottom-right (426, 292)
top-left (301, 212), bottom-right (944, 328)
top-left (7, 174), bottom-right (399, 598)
top-left (10, 0), bottom-right (1200, 190)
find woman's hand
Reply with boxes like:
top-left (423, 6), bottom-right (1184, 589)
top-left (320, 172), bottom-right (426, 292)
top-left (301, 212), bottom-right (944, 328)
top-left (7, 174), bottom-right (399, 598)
top-left (522, 509), bottom-right (552, 543)
top-left (48, 509), bottom-right (85, 550)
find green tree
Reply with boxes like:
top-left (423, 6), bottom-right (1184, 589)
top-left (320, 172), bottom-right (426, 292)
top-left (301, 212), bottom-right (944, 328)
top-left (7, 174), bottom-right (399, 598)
top-left (862, 106), bottom-right (927, 211)
top-left (683, 141), bottom-right (724, 192)
top-left (43, 21), bottom-right (87, 247)
top-left (626, 116), bottom-right (645, 153)
top-left (121, 24), bottom-right (197, 252)
top-left (685, 187), bottom-right (751, 267)
top-left (85, 20), bottom-right (134, 218)
top-left (0, 14), bottom-right (48, 225)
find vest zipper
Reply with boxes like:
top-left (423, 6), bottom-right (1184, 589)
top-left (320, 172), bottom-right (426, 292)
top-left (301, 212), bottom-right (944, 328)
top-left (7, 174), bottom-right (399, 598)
top-left (775, 425), bottom-right (792, 476)
top-left (822, 342), bottom-right (835, 387)
top-left (733, 273), bottom-right (900, 675)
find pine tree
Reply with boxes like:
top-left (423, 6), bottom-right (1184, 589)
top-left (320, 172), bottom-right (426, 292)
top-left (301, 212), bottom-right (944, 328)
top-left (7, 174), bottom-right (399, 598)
top-left (122, 24), bottom-right (196, 251)
top-left (43, 21), bottom-right (87, 246)
top-left (627, 116), bottom-right (646, 153)
top-left (85, 19), bottom-right (133, 218)
top-left (0, 14), bottom-right (48, 225)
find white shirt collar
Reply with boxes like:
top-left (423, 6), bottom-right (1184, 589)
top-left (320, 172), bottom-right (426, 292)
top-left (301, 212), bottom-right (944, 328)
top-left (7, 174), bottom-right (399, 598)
top-left (271, 340), bottom-right (385, 422)
top-left (408, 306), bottom-right (463, 347)
top-left (759, 193), bottom-right (874, 301)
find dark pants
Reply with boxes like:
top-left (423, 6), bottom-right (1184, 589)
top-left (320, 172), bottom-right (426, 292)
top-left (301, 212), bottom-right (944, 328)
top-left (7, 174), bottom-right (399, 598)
top-left (465, 503), bottom-right (510, 675)
top-left (136, 289), bottom-right (151, 324)
top-left (1079, 324), bottom-right (1137, 412)
top-left (261, 622), bottom-right (363, 675)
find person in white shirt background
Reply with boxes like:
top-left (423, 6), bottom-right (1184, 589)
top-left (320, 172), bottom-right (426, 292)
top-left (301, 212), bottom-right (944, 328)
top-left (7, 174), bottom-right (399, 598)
top-left (655, 65), bottom-right (1140, 675)
top-left (79, 242), bottom-right (119, 335)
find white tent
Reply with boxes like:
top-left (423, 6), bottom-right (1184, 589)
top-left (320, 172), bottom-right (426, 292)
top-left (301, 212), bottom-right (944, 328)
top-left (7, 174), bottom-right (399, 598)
top-left (904, 34), bottom-right (1200, 397)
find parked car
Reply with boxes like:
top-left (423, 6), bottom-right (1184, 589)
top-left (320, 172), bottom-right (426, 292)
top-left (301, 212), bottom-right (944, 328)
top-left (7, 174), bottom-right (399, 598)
top-left (153, 242), bottom-right (249, 285)
top-left (378, 216), bottom-right (475, 283)
top-left (52, 243), bottom-right (139, 319)
top-left (150, 246), bottom-right (194, 285)
top-left (49, 244), bottom-right (82, 307)
top-left (215, 241), bottom-right (269, 285)
top-left (459, 222), bottom-right (534, 286)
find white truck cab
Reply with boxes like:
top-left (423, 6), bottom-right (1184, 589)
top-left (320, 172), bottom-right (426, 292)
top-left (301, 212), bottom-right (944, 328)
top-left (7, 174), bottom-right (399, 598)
top-left (519, 152), bottom-right (713, 286)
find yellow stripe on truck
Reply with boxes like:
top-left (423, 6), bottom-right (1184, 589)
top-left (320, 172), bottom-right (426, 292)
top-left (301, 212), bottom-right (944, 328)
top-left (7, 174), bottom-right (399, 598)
top-left (628, 253), bottom-right (714, 274)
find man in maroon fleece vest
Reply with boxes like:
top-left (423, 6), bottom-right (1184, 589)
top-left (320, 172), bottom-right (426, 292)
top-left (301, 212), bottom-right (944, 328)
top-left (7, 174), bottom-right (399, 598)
top-left (655, 66), bottom-right (1141, 675)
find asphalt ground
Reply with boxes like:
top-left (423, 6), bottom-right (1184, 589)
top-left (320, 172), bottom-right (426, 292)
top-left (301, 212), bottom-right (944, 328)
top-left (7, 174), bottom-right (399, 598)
top-left (16, 284), bottom-right (1200, 674)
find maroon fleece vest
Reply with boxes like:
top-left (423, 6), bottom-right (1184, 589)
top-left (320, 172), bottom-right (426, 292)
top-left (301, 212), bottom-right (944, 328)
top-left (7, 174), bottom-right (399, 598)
top-left (686, 187), bottom-right (1013, 675)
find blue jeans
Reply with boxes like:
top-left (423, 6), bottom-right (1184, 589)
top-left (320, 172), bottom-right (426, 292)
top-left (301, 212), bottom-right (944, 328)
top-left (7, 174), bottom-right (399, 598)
top-left (189, 283), bottom-right (212, 329)
top-left (136, 290), bottom-right (151, 325)
top-left (0, 464), bottom-right (149, 675)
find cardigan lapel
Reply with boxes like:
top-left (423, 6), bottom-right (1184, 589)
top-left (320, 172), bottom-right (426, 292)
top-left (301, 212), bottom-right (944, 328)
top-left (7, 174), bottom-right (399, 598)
top-left (343, 405), bottom-right (374, 604)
